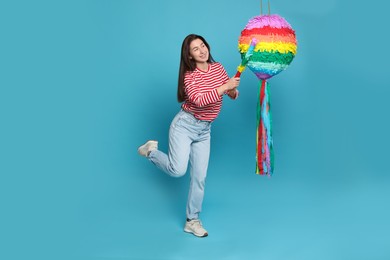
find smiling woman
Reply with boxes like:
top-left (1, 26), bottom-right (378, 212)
top-left (137, 33), bottom-right (240, 238)
top-left (189, 39), bottom-right (209, 70)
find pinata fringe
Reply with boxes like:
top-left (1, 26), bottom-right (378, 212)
top-left (256, 80), bottom-right (274, 176)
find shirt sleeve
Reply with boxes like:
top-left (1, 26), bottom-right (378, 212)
top-left (218, 63), bottom-right (236, 97)
top-left (184, 73), bottom-right (222, 108)
top-left (220, 63), bottom-right (230, 84)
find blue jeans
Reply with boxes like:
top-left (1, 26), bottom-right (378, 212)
top-left (148, 109), bottom-right (211, 220)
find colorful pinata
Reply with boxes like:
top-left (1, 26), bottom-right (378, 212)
top-left (237, 14), bottom-right (297, 176)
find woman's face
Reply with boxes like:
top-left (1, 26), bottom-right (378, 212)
top-left (189, 38), bottom-right (209, 64)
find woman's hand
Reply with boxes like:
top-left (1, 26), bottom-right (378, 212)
top-left (227, 88), bottom-right (239, 99)
top-left (217, 77), bottom-right (240, 95)
top-left (225, 77), bottom-right (240, 91)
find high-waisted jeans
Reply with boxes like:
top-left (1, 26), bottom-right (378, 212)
top-left (148, 109), bottom-right (211, 220)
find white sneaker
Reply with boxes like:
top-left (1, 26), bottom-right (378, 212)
top-left (137, 140), bottom-right (158, 157)
top-left (184, 219), bottom-right (208, 237)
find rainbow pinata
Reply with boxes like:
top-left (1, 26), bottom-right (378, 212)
top-left (237, 14), bottom-right (297, 177)
top-left (238, 14), bottom-right (297, 80)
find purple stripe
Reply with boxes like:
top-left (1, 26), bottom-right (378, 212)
top-left (254, 72), bottom-right (272, 80)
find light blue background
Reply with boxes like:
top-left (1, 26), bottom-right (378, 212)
top-left (1, 0), bottom-right (390, 259)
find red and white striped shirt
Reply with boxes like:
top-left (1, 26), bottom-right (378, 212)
top-left (182, 62), bottom-right (230, 121)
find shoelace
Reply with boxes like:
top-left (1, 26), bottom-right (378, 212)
top-left (191, 220), bottom-right (203, 229)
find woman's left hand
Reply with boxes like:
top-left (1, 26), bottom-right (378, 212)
top-left (227, 89), bottom-right (238, 99)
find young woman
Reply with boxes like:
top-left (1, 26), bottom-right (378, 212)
top-left (138, 34), bottom-right (240, 237)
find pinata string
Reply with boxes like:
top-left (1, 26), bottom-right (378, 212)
top-left (260, 0), bottom-right (271, 15)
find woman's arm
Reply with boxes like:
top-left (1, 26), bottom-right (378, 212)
top-left (185, 77), bottom-right (240, 107)
top-left (216, 77), bottom-right (240, 96)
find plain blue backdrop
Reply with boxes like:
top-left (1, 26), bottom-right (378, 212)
top-left (1, 0), bottom-right (390, 259)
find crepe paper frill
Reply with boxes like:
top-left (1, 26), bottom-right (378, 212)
top-left (238, 14), bottom-right (297, 176)
top-left (235, 38), bottom-right (258, 78)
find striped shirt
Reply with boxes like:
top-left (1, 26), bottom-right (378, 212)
top-left (182, 62), bottom-right (230, 121)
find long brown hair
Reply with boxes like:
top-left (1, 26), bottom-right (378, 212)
top-left (177, 34), bottom-right (215, 102)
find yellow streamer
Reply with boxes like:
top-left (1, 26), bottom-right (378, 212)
top-left (238, 42), bottom-right (297, 55)
top-left (237, 65), bottom-right (246, 72)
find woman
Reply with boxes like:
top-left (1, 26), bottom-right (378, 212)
top-left (138, 34), bottom-right (240, 237)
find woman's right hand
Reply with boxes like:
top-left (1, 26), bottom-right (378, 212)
top-left (217, 77), bottom-right (240, 96)
top-left (225, 77), bottom-right (240, 90)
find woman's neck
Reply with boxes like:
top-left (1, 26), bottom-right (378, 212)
top-left (196, 62), bottom-right (209, 72)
